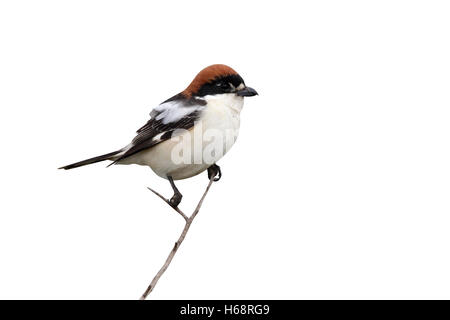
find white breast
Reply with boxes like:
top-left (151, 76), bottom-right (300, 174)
top-left (200, 93), bottom-right (243, 155)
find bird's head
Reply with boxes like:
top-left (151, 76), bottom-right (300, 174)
top-left (183, 64), bottom-right (258, 99)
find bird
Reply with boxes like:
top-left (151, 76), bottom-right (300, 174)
top-left (59, 64), bottom-right (258, 207)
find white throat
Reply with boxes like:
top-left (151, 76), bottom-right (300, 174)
top-left (202, 93), bottom-right (244, 115)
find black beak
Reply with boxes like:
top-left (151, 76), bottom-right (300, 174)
top-left (236, 86), bottom-right (258, 97)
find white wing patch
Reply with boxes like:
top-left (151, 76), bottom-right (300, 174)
top-left (154, 100), bottom-right (205, 124)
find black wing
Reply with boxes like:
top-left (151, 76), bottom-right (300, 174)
top-left (112, 96), bottom-right (205, 163)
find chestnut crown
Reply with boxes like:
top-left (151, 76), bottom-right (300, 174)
top-left (183, 64), bottom-right (256, 98)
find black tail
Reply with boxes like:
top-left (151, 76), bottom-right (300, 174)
top-left (59, 150), bottom-right (121, 170)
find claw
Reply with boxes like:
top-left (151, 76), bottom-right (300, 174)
top-left (169, 193), bottom-right (182, 208)
top-left (208, 164), bottom-right (222, 182)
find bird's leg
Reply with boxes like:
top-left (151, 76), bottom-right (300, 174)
top-left (167, 176), bottom-right (182, 208)
top-left (207, 164), bottom-right (222, 182)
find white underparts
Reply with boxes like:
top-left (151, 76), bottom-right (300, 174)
top-left (118, 94), bottom-right (244, 180)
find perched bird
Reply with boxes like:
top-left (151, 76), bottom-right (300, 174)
top-left (60, 64), bottom-right (258, 207)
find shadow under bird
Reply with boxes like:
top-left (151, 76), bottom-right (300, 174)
top-left (60, 64), bottom-right (258, 207)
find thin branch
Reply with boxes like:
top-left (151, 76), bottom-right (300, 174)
top-left (140, 176), bottom-right (215, 300)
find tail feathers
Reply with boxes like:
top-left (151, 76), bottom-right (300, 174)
top-left (59, 150), bottom-right (121, 170)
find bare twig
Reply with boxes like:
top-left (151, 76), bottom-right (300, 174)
top-left (140, 176), bottom-right (215, 300)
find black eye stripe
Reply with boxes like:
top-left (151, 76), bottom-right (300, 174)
top-left (196, 74), bottom-right (245, 97)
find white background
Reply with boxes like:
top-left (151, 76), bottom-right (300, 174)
top-left (0, 0), bottom-right (449, 299)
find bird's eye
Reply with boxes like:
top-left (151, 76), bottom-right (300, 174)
top-left (216, 82), bottom-right (229, 89)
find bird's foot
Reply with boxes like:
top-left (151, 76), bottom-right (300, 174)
top-left (169, 192), bottom-right (182, 208)
top-left (207, 164), bottom-right (222, 182)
